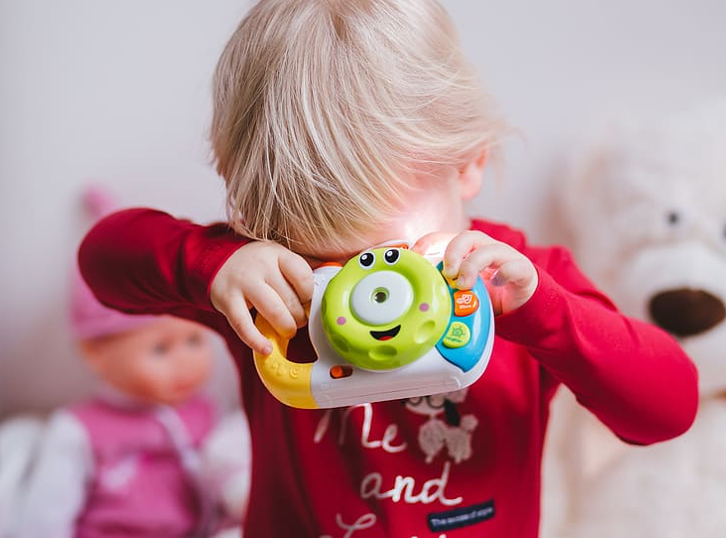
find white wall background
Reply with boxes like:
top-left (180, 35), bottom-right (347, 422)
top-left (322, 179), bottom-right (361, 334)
top-left (1, 0), bottom-right (725, 417)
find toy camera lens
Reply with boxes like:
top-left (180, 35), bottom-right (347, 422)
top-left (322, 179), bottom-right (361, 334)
top-left (359, 252), bottom-right (375, 268)
top-left (373, 288), bottom-right (389, 303)
top-left (350, 271), bottom-right (413, 325)
top-left (384, 249), bottom-right (400, 265)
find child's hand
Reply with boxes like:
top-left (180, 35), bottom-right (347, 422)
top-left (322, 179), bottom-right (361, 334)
top-left (210, 241), bottom-right (314, 355)
top-left (413, 231), bottom-right (538, 316)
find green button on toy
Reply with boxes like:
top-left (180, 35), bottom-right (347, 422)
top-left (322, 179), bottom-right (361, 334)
top-left (443, 322), bottom-right (470, 348)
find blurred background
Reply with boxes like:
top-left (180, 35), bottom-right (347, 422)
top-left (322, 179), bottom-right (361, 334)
top-left (1, 0), bottom-right (725, 418)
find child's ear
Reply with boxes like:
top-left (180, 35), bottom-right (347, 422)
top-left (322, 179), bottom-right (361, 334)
top-left (457, 149), bottom-right (487, 200)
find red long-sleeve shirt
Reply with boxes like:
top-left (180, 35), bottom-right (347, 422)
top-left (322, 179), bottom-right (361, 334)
top-left (79, 209), bottom-right (698, 538)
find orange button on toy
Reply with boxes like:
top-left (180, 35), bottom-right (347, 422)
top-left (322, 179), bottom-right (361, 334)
top-left (330, 365), bottom-right (353, 379)
top-left (454, 290), bottom-right (479, 317)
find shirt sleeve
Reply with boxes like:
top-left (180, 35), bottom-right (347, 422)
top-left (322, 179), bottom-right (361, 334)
top-left (18, 411), bottom-right (93, 538)
top-left (494, 244), bottom-right (699, 446)
top-left (78, 208), bottom-right (248, 334)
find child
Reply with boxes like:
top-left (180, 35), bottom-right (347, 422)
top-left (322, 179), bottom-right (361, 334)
top-left (78, 1), bottom-right (698, 536)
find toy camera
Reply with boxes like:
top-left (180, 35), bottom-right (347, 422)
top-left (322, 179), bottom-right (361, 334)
top-left (253, 246), bottom-right (494, 409)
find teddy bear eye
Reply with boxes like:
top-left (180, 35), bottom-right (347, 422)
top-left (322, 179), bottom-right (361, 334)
top-left (359, 252), bottom-right (375, 268)
top-left (384, 249), bottom-right (400, 265)
top-left (666, 211), bottom-right (680, 226)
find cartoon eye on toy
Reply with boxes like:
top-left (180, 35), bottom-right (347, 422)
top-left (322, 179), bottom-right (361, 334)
top-left (359, 252), bottom-right (375, 268)
top-left (383, 248), bottom-right (400, 265)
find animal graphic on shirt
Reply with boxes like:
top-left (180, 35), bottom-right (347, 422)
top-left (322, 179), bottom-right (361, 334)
top-left (405, 388), bottom-right (478, 464)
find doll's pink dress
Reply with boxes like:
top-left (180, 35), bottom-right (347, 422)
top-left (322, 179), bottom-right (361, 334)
top-left (72, 395), bottom-right (214, 538)
top-left (19, 391), bottom-right (215, 538)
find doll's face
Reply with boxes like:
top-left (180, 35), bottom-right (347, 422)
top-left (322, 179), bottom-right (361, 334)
top-left (80, 317), bottom-right (213, 406)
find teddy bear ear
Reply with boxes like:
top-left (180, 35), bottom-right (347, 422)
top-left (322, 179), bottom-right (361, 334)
top-left (559, 119), bottom-right (644, 229)
top-left (557, 123), bottom-right (623, 240)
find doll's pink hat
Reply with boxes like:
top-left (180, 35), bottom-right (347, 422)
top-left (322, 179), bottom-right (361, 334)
top-left (70, 185), bottom-right (159, 340)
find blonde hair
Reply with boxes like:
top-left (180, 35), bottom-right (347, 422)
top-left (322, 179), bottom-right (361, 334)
top-left (211, 0), bottom-right (503, 252)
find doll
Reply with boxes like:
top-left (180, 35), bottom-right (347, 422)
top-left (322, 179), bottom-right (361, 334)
top-left (16, 187), bottom-right (243, 538)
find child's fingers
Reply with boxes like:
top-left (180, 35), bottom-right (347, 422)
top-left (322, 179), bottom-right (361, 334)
top-left (278, 250), bottom-right (314, 304)
top-left (411, 233), bottom-right (435, 254)
top-left (266, 273), bottom-right (308, 328)
top-left (456, 243), bottom-right (515, 289)
top-left (491, 259), bottom-right (535, 288)
top-left (247, 284), bottom-right (298, 339)
top-left (443, 231), bottom-right (498, 278)
top-left (225, 295), bottom-right (272, 355)
top-left (411, 232), bottom-right (456, 258)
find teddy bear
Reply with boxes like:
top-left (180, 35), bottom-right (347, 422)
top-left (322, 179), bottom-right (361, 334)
top-left (544, 100), bottom-right (726, 538)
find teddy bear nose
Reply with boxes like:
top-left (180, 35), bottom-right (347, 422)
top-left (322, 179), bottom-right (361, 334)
top-left (648, 288), bottom-right (726, 337)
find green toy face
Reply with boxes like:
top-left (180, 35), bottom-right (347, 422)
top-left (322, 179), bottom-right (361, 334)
top-left (321, 247), bottom-right (452, 370)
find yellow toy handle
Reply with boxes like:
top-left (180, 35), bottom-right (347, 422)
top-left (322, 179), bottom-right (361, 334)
top-left (253, 315), bottom-right (318, 409)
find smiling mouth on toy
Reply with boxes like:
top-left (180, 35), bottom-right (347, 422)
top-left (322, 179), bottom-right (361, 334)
top-left (370, 325), bottom-right (401, 341)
